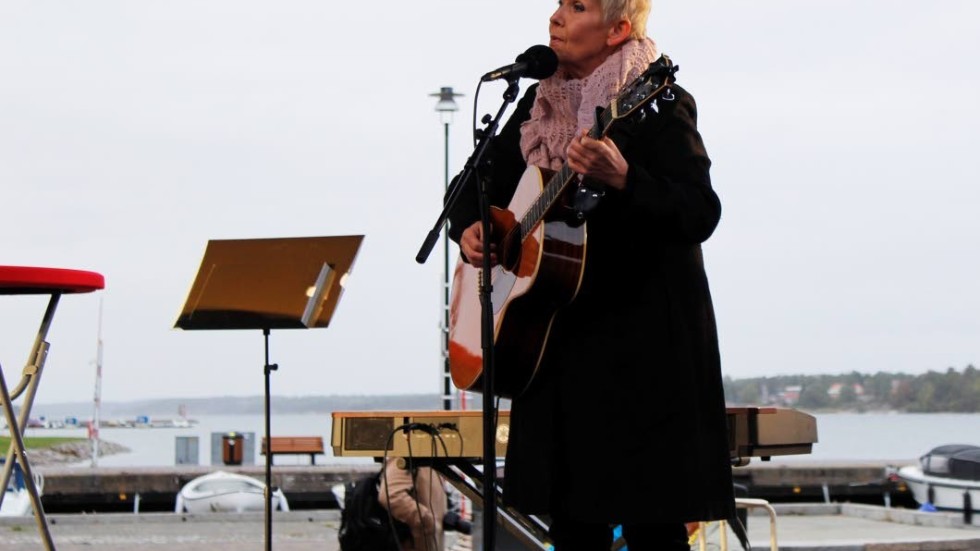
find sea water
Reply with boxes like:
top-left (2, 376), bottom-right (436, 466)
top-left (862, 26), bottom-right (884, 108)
top-left (22, 412), bottom-right (980, 468)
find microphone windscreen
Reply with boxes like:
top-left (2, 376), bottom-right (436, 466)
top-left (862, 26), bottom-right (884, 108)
top-left (516, 45), bottom-right (559, 80)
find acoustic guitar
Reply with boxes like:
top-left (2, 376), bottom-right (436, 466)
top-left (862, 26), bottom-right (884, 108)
top-left (448, 55), bottom-right (678, 398)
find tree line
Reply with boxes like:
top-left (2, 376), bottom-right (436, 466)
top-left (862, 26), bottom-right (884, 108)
top-left (723, 364), bottom-right (980, 412)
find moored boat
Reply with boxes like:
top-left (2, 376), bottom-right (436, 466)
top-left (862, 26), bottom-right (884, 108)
top-left (0, 462), bottom-right (43, 517)
top-left (897, 444), bottom-right (980, 512)
top-left (174, 470), bottom-right (289, 513)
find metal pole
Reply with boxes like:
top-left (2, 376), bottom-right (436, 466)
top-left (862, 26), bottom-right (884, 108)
top-left (431, 85), bottom-right (460, 412)
top-left (263, 328), bottom-right (278, 551)
top-left (442, 120), bottom-right (453, 411)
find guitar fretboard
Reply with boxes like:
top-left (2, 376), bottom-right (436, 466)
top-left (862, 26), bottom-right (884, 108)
top-left (518, 108), bottom-right (614, 241)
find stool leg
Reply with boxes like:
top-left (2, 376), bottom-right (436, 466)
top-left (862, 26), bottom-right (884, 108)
top-left (0, 365), bottom-right (57, 550)
top-left (0, 293), bottom-right (60, 551)
top-left (1, 293), bottom-right (58, 500)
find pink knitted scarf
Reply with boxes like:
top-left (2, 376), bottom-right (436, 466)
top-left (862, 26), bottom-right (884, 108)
top-left (520, 38), bottom-right (659, 171)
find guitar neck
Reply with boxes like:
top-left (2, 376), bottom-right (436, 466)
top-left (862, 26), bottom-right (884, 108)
top-left (515, 55), bottom-right (676, 244)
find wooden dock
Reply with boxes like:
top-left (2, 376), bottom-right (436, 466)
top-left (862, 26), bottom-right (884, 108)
top-left (731, 459), bottom-right (918, 508)
top-left (34, 460), bottom-right (918, 513)
top-left (34, 464), bottom-right (377, 513)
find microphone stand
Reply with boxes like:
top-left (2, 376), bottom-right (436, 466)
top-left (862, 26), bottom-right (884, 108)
top-left (417, 77), bottom-right (522, 551)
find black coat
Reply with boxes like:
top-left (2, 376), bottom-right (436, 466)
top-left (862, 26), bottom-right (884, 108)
top-left (447, 82), bottom-right (734, 525)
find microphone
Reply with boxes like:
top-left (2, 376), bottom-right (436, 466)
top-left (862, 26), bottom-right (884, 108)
top-left (481, 45), bottom-right (559, 82)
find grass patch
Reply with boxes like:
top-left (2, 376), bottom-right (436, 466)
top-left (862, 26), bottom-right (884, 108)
top-left (0, 436), bottom-right (85, 450)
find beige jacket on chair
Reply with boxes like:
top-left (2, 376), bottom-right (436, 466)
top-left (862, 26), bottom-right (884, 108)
top-left (378, 459), bottom-right (448, 551)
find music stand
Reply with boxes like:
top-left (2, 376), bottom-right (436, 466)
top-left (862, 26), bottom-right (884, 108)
top-left (175, 235), bottom-right (363, 551)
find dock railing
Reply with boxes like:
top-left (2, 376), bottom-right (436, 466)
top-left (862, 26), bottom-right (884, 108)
top-left (693, 498), bottom-right (779, 551)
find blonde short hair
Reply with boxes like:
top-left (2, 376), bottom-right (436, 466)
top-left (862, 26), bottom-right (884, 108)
top-left (601, 0), bottom-right (650, 39)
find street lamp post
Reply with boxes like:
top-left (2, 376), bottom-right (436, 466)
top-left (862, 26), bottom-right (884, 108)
top-left (431, 86), bottom-right (462, 411)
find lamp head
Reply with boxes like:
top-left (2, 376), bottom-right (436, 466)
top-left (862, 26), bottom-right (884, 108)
top-left (430, 86), bottom-right (463, 123)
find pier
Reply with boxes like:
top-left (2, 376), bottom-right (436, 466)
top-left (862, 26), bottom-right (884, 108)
top-left (2, 499), bottom-right (978, 550)
top-left (34, 464), bottom-right (376, 513)
top-left (0, 461), bottom-right (972, 550)
top-left (32, 461), bottom-right (919, 514)
top-left (731, 460), bottom-right (919, 508)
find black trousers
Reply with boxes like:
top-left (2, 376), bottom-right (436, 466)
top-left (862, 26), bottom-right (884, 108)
top-left (549, 516), bottom-right (690, 551)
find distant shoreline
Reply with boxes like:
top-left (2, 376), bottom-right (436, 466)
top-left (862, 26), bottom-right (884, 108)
top-left (26, 393), bottom-right (469, 419)
top-left (27, 394), bottom-right (979, 420)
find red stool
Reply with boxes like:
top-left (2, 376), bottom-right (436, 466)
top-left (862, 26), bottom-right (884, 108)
top-left (0, 266), bottom-right (104, 550)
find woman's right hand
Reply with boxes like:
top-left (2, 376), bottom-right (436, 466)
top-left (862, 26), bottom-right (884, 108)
top-left (459, 221), bottom-right (497, 267)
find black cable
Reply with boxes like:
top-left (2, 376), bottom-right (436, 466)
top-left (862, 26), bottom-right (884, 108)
top-left (381, 428), bottom-right (405, 551)
top-left (384, 423), bottom-right (448, 551)
top-left (406, 426), bottom-right (441, 551)
top-left (431, 423), bottom-right (458, 458)
top-left (472, 80), bottom-right (483, 148)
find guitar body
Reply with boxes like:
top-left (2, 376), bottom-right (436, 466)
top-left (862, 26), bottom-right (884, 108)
top-left (449, 166), bottom-right (587, 398)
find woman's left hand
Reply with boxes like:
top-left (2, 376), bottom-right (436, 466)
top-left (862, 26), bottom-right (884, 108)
top-left (566, 130), bottom-right (629, 190)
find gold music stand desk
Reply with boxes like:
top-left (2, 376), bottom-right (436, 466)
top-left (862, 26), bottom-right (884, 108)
top-left (175, 235), bottom-right (362, 551)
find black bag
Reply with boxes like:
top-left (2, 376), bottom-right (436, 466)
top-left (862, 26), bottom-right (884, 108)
top-left (338, 471), bottom-right (411, 551)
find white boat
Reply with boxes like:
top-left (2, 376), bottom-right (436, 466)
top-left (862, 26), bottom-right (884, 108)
top-left (898, 444), bottom-right (980, 512)
top-left (1, 462), bottom-right (43, 517)
top-left (175, 471), bottom-right (289, 513)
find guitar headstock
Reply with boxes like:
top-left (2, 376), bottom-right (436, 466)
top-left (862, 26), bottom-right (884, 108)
top-left (611, 54), bottom-right (678, 120)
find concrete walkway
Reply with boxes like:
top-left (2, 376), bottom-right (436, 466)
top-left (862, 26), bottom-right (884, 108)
top-left (732, 503), bottom-right (980, 551)
top-left (0, 504), bottom-right (977, 550)
top-left (0, 511), bottom-right (342, 551)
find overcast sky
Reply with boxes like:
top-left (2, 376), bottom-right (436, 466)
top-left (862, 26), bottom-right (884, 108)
top-left (2, 1), bottom-right (977, 408)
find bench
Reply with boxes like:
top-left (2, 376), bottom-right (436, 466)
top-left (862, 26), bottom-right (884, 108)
top-left (261, 436), bottom-right (325, 464)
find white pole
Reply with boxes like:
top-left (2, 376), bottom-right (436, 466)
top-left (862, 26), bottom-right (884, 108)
top-left (91, 298), bottom-right (104, 467)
